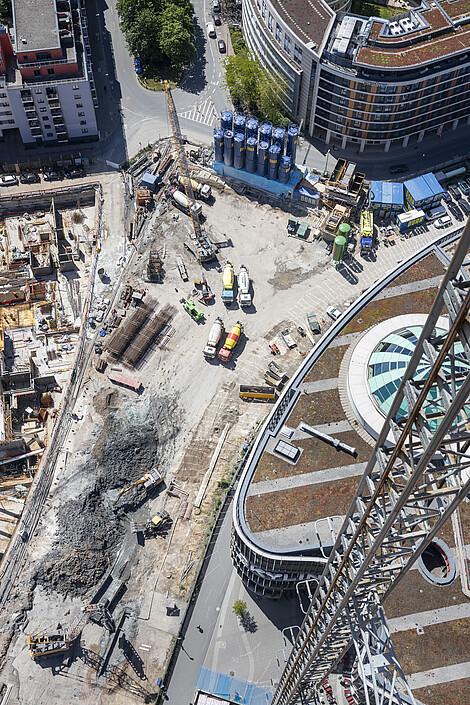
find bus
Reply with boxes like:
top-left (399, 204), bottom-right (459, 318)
top-left (239, 385), bottom-right (277, 402)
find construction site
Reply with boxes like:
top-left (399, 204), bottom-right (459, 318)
top-left (0, 85), bottom-right (464, 705)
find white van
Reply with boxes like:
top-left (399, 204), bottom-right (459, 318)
top-left (206, 22), bottom-right (216, 38)
top-left (435, 215), bottom-right (452, 228)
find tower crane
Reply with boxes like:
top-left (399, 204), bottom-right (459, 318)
top-left (164, 81), bottom-right (214, 263)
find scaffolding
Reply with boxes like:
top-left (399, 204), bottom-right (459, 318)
top-left (106, 297), bottom-right (156, 361)
top-left (123, 303), bottom-right (175, 367)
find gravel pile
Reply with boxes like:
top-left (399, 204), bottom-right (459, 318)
top-left (34, 392), bottom-right (182, 598)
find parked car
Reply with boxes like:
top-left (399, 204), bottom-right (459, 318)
top-left (134, 58), bottom-right (143, 74)
top-left (435, 215), bottom-right (452, 228)
top-left (442, 191), bottom-right (452, 204)
top-left (388, 164), bottom-right (408, 175)
top-left (20, 172), bottom-right (40, 184)
top-left (212, 0), bottom-right (220, 11)
top-left (65, 167), bottom-right (85, 178)
top-left (458, 180), bottom-right (469, 195)
top-left (213, 12), bottom-right (221, 25)
top-left (0, 174), bottom-right (18, 186)
top-left (460, 199), bottom-right (470, 215)
top-left (326, 305), bottom-right (342, 321)
top-left (307, 311), bottom-right (321, 334)
top-left (449, 203), bottom-right (463, 220)
top-left (448, 184), bottom-right (462, 199)
top-left (218, 39), bottom-right (226, 53)
top-left (206, 22), bottom-right (216, 38)
top-left (43, 169), bottom-right (62, 181)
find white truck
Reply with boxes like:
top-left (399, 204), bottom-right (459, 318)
top-left (203, 317), bottom-right (224, 358)
top-left (238, 265), bottom-right (252, 307)
top-left (178, 175), bottom-right (212, 201)
top-left (170, 188), bottom-right (202, 217)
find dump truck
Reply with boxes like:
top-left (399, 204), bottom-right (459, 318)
top-left (238, 264), bottom-right (251, 307)
top-left (131, 510), bottom-right (171, 536)
top-left (114, 468), bottom-right (162, 504)
top-left (204, 317), bottom-right (224, 358)
top-left (178, 175), bottom-right (212, 201)
top-left (218, 321), bottom-right (242, 362)
top-left (222, 261), bottom-right (235, 305)
top-left (170, 188), bottom-right (202, 217)
top-left (180, 297), bottom-right (204, 322)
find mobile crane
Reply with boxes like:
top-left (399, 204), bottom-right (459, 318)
top-left (164, 81), bottom-right (214, 263)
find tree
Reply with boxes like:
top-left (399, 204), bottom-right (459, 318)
top-left (232, 599), bottom-right (247, 618)
top-left (0, 0), bottom-right (11, 22)
top-left (159, 5), bottom-right (195, 65)
top-left (125, 6), bottom-right (162, 65)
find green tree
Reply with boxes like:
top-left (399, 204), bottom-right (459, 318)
top-left (125, 6), bottom-right (162, 65)
top-left (232, 599), bottom-right (247, 618)
top-left (0, 0), bottom-right (11, 22)
top-left (159, 4), bottom-right (195, 64)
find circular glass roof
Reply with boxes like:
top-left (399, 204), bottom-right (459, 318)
top-left (367, 325), bottom-right (470, 423)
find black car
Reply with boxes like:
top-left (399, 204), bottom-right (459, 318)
top-left (65, 167), bottom-right (85, 178)
top-left (449, 203), bottom-right (463, 220)
top-left (218, 39), bottom-right (226, 53)
top-left (20, 172), bottom-right (40, 184)
top-left (213, 12), bottom-right (221, 25)
top-left (388, 164), bottom-right (408, 175)
top-left (43, 170), bottom-right (63, 181)
top-left (442, 191), bottom-right (452, 204)
top-left (448, 184), bottom-right (462, 199)
top-left (460, 199), bottom-right (470, 215)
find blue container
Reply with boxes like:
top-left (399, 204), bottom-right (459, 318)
top-left (233, 114), bottom-right (246, 135)
top-left (246, 117), bottom-right (258, 139)
top-left (287, 124), bottom-right (299, 161)
top-left (234, 132), bottom-right (245, 170)
top-left (224, 130), bottom-right (234, 167)
top-left (221, 110), bottom-right (233, 132)
top-left (257, 140), bottom-right (269, 177)
top-left (268, 144), bottom-right (281, 181)
top-left (259, 121), bottom-right (272, 144)
top-left (278, 155), bottom-right (292, 184)
top-left (214, 128), bottom-right (224, 163)
top-left (272, 126), bottom-right (286, 151)
top-left (246, 137), bottom-right (257, 173)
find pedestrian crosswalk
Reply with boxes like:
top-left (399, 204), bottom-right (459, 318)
top-left (178, 96), bottom-right (218, 126)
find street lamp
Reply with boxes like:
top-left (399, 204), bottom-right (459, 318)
top-left (324, 149), bottom-right (331, 178)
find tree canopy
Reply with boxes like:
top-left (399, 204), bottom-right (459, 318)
top-left (223, 49), bottom-right (289, 124)
top-left (116, 0), bottom-right (195, 69)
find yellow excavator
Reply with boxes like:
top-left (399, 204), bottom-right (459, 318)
top-left (114, 468), bottom-right (162, 504)
top-left (131, 510), bottom-right (171, 537)
top-left (27, 601), bottom-right (115, 659)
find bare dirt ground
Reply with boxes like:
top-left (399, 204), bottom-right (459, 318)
top-left (0, 177), bottom-right (331, 703)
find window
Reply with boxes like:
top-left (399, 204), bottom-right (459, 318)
top-left (44, 123), bottom-right (51, 128)
top-left (262, 1), bottom-right (266, 18)
top-left (22, 55), bottom-right (29, 61)
top-left (276, 23), bottom-right (282, 43)
top-left (35, 90), bottom-right (42, 94)
top-left (46, 132), bottom-right (53, 137)
top-left (268, 12), bottom-right (273, 31)
top-left (47, 68), bottom-right (54, 75)
top-left (0, 93), bottom-right (7, 98)
top-left (7, 119), bottom-right (15, 124)
top-left (37, 99), bottom-right (44, 103)
top-left (34, 70), bottom-right (40, 76)
top-left (72, 84), bottom-right (79, 90)
top-left (74, 94), bottom-right (81, 99)
top-left (81, 128), bottom-right (88, 133)
top-left (294, 44), bottom-right (302, 66)
top-left (0, 102), bottom-right (9, 106)
top-left (76, 103), bottom-right (83, 108)
top-left (80, 120), bottom-right (87, 125)
top-left (40, 107), bottom-right (47, 112)
top-left (78, 111), bottom-right (85, 116)
top-left (35, 52), bottom-right (51, 61)
top-left (42, 116), bottom-right (49, 121)
top-left (284, 34), bottom-right (291, 54)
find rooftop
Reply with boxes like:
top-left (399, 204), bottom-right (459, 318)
top-left (13, 0), bottom-right (59, 53)
top-left (270, 0), bottom-right (334, 51)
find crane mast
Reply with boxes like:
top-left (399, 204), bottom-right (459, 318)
top-left (164, 82), bottom-right (214, 262)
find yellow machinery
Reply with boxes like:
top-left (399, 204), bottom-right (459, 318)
top-left (131, 510), bottom-right (171, 536)
top-left (114, 468), bottom-right (162, 504)
top-left (27, 602), bottom-right (114, 659)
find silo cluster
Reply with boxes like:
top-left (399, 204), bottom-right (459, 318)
top-left (214, 111), bottom-right (299, 185)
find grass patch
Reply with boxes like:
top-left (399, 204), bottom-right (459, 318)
top-left (342, 288), bottom-right (439, 335)
top-left (388, 254), bottom-right (446, 288)
top-left (304, 345), bottom-right (349, 383)
top-left (392, 620), bottom-right (470, 675)
top-left (350, 0), bottom-right (401, 19)
top-left (287, 387), bottom-right (345, 427)
top-left (229, 25), bottom-right (246, 54)
top-left (414, 679), bottom-right (470, 705)
top-left (246, 475), bottom-right (360, 532)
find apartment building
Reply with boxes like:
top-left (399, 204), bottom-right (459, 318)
top-left (0, 0), bottom-right (98, 146)
top-left (242, 0), bottom-right (470, 152)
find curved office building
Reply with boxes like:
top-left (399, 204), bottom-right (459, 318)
top-left (242, 0), bottom-right (470, 151)
top-left (231, 232), bottom-right (466, 598)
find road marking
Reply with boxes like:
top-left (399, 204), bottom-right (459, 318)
top-left (178, 96), bottom-right (218, 126)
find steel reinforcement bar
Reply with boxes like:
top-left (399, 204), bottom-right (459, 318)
top-left (273, 224), bottom-right (470, 705)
